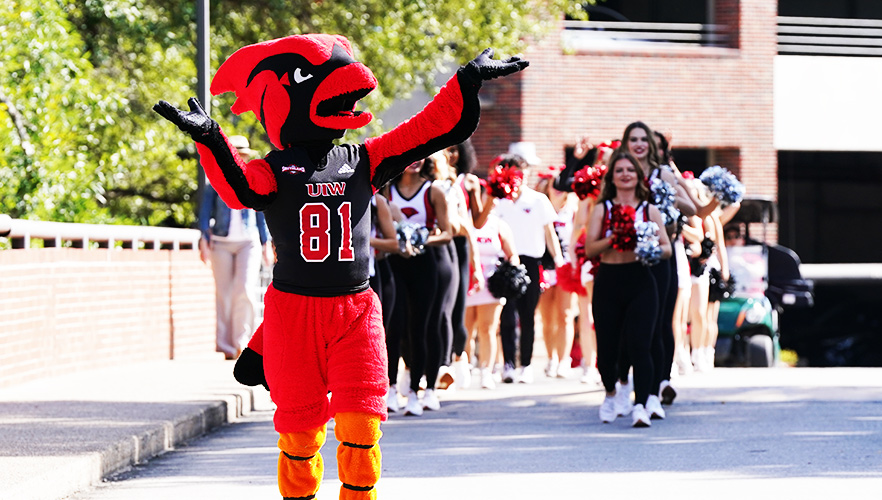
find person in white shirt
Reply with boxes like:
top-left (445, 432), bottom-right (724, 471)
top-left (488, 153), bottom-right (566, 384)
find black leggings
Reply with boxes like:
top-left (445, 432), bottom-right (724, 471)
top-left (388, 252), bottom-right (437, 393)
top-left (617, 256), bottom-right (670, 396)
top-left (594, 262), bottom-right (658, 406)
top-left (427, 243), bottom-right (457, 387)
top-left (451, 236), bottom-right (471, 358)
top-left (661, 252), bottom-right (678, 383)
top-left (500, 256), bottom-right (542, 368)
top-left (369, 258), bottom-right (396, 331)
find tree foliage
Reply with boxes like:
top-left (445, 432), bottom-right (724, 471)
top-left (1, 0), bottom-right (590, 227)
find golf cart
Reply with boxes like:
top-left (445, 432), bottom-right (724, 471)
top-left (715, 197), bottom-right (814, 367)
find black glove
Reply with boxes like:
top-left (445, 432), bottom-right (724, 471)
top-left (463, 48), bottom-right (529, 83)
top-left (153, 97), bottom-right (217, 141)
top-left (233, 347), bottom-right (269, 391)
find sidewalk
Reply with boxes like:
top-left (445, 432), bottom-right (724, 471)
top-left (0, 359), bottom-right (272, 500)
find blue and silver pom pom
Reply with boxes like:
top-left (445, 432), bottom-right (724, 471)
top-left (649, 177), bottom-right (680, 226)
top-left (699, 165), bottom-right (745, 205)
top-left (635, 221), bottom-right (663, 267)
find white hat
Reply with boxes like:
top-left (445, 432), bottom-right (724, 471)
top-left (507, 141), bottom-right (541, 166)
top-left (229, 135), bottom-right (258, 158)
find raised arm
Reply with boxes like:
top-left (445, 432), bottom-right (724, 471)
top-left (366, 49), bottom-right (528, 190)
top-left (153, 98), bottom-right (277, 210)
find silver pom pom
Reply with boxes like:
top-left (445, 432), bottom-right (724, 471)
top-left (699, 165), bottom-right (745, 205)
top-left (635, 221), bottom-right (663, 267)
top-left (649, 178), bottom-right (680, 226)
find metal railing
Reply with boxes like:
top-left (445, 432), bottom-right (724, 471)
top-left (561, 20), bottom-right (729, 50)
top-left (0, 214), bottom-right (200, 250)
top-left (800, 263), bottom-right (882, 284)
top-left (778, 16), bottom-right (882, 57)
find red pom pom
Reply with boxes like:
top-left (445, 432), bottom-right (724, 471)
top-left (681, 170), bottom-right (695, 180)
top-left (556, 262), bottom-right (586, 295)
top-left (597, 140), bottom-right (621, 151)
top-left (572, 164), bottom-right (607, 200)
top-left (487, 164), bottom-right (524, 199)
top-left (609, 204), bottom-right (637, 252)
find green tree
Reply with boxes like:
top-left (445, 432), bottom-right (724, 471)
top-left (2, 0), bottom-right (590, 227)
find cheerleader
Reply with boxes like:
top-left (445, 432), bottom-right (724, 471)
top-left (535, 168), bottom-right (579, 378)
top-left (465, 210), bottom-right (519, 389)
top-left (384, 158), bottom-right (454, 416)
top-left (583, 149), bottom-right (671, 427)
top-left (616, 122), bottom-right (694, 416)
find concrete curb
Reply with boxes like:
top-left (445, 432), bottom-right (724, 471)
top-left (0, 361), bottom-right (269, 500)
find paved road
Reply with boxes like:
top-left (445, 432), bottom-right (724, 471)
top-left (67, 368), bottom-right (882, 500)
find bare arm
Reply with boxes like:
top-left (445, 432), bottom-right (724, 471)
top-left (648, 205), bottom-right (673, 260)
top-left (427, 184), bottom-right (454, 246)
top-left (472, 190), bottom-right (497, 230)
top-left (545, 222), bottom-right (566, 268)
top-left (370, 194), bottom-right (408, 255)
top-left (711, 212), bottom-right (729, 279)
top-left (569, 197), bottom-right (593, 264)
top-left (583, 203), bottom-right (612, 259)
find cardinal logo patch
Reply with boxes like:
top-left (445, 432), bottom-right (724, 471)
top-left (282, 164), bottom-right (306, 174)
top-left (401, 207), bottom-right (419, 218)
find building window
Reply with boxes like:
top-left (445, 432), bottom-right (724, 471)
top-left (564, 1), bottom-right (726, 50)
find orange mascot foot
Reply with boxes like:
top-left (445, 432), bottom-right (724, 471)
top-left (278, 424), bottom-right (327, 499)
top-left (335, 412), bottom-right (382, 500)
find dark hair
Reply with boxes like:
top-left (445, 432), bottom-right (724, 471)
top-left (599, 149), bottom-right (650, 202)
top-left (621, 121), bottom-right (660, 173)
top-left (654, 131), bottom-right (673, 165)
top-left (491, 153), bottom-right (528, 170)
top-left (449, 140), bottom-right (478, 175)
top-left (420, 155), bottom-right (437, 180)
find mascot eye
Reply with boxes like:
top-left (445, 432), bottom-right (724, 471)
top-left (293, 68), bottom-right (313, 84)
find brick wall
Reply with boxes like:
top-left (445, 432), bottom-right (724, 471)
top-left (0, 249), bottom-right (217, 388)
top-left (470, 0), bottom-right (779, 240)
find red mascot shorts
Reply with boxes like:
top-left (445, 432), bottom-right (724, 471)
top-left (262, 285), bottom-right (389, 433)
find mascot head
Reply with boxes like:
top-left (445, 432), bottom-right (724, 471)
top-left (211, 34), bottom-right (378, 148)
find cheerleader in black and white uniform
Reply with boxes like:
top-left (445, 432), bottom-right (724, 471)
top-left (583, 149), bottom-right (671, 427)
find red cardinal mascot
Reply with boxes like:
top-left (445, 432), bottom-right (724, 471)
top-left (155, 34), bottom-right (527, 499)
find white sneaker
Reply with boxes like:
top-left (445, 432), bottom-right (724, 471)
top-left (502, 364), bottom-right (516, 384)
top-left (705, 347), bottom-right (716, 370)
top-left (692, 348), bottom-right (705, 373)
top-left (517, 365), bottom-right (534, 384)
top-left (632, 404), bottom-right (651, 427)
top-left (453, 358), bottom-right (472, 390)
top-left (480, 368), bottom-right (496, 389)
top-left (545, 357), bottom-right (559, 377)
top-left (398, 368), bottom-right (410, 392)
top-left (403, 391), bottom-right (423, 416)
top-left (614, 381), bottom-right (632, 416)
top-left (556, 357), bottom-right (572, 378)
top-left (659, 379), bottom-right (677, 406)
top-left (436, 367), bottom-right (454, 390)
top-left (386, 385), bottom-right (400, 413)
top-left (646, 395), bottom-right (666, 420)
top-left (675, 346), bottom-right (694, 376)
top-left (580, 364), bottom-right (601, 385)
top-left (599, 396), bottom-right (617, 423)
top-left (422, 389), bottom-right (441, 411)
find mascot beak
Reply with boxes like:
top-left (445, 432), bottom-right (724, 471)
top-left (311, 62), bottom-right (377, 130)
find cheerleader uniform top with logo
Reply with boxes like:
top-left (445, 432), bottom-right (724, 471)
top-left (388, 180), bottom-right (436, 231)
top-left (466, 214), bottom-right (506, 307)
